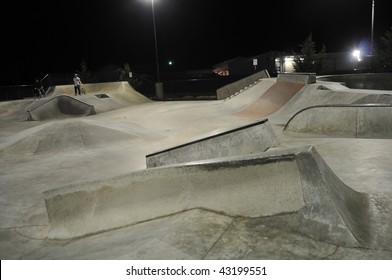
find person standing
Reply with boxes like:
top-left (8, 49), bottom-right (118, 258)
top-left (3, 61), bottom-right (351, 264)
top-left (34, 79), bottom-right (45, 98)
top-left (73, 74), bottom-right (83, 95)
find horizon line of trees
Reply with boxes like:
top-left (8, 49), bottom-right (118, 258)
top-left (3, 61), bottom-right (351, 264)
top-left (292, 26), bottom-right (392, 74)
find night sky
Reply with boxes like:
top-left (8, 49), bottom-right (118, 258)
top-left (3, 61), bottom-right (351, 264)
top-left (2, 0), bottom-right (391, 85)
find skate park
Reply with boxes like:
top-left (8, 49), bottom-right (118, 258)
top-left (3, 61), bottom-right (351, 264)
top-left (1, 72), bottom-right (392, 259)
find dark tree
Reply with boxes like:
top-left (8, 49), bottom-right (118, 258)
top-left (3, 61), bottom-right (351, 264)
top-left (76, 59), bottom-right (95, 83)
top-left (119, 63), bottom-right (142, 89)
top-left (379, 26), bottom-right (392, 71)
top-left (292, 33), bottom-right (326, 74)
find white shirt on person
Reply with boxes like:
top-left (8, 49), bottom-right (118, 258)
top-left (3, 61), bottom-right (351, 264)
top-left (73, 76), bottom-right (82, 86)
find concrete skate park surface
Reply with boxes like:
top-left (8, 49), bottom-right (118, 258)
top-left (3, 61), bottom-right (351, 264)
top-left (1, 74), bottom-right (392, 259)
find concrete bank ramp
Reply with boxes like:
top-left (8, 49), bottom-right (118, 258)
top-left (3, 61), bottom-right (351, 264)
top-left (231, 73), bottom-right (319, 120)
top-left (26, 95), bottom-right (95, 121)
top-left (216, 70), bottom-right (270, 100)
top-left (146, 118), bottom-right (279, 168)
top-left (222, 79), bottom-right (277, 112)
top-left (44, 146), bottom-right (392, 250)
top-left (284, 104), bottom-right (392, 138)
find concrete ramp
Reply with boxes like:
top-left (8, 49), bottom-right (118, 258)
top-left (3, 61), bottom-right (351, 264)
top-left (284, 104), bottom-right (392, 138)
top-left (216, 70), bottom-right (270, 100)
top-left (27, 95), bottom-right (95, 121)
top-left (43, 146), bottom-right (392, 250)
top-left (146, 119), bottom-right (279, 168)
top-left (235, 81), bottom-right (305, 120)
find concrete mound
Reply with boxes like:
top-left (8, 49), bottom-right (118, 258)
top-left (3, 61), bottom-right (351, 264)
top-left (0, 99), bottom-right (35, 121)
top-left (0, 120), bottom-right (137, 155)
top-left (284, 104), bottom-right (392, 138)
top-left (43, 145), bottom-right (392, 250)
top-left (26, 95), bottom-right (96, 121)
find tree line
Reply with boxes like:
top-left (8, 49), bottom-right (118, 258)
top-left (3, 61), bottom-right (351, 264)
top-left (292, 26), bottom-right (392, 74)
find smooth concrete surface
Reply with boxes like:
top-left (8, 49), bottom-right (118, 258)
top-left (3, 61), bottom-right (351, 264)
top-left (146, 119), bottom-right (279, 168)
top-left (284, 105), bottom-right (392, 138)
top-left (1, 77), bottom-right (392, 260)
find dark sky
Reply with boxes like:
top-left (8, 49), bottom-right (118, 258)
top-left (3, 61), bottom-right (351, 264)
top-left (2, 0), bottom-right (391, 85)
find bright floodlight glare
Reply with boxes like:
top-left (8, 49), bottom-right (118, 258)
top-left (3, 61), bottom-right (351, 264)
top-left (352, 50), bottom-right (361, 61)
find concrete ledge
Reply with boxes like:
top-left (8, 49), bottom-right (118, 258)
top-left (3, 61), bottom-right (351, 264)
top-left (44, 145), bottom-right (392, 250)
top-left (284, 104), bottom-right (392, 138)
top-left (216, 70), bottom-right (270, 100)
top-left (45, 151), bottom-right (304, 240)
top-left (277, 73), bottom-right (316, 84)
top-left (27, 95), bottom-right (96, 121)
top-left (146, 118), bottom-right (279, 168)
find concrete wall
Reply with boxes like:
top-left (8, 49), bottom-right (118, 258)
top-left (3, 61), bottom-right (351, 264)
top-left (216, 70), bottom-right (270, 100)
top-left (284, 105), bottom-right (392, 138)
top-left (146, 119), bottom-right (279, 168)
top-left (277, 73), bottom-right (316, 84)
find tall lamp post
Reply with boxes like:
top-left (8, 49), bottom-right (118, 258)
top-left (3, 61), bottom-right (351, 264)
top-left (370, 0), bottom-right (375, 55)
top-left (149, 0), bottom-right (164, 100)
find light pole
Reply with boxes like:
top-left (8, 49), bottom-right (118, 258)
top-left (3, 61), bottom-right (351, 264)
top-left (370, 0), bottom-right (375, 55)
top-left (149, 0), bottom-right (164, 100)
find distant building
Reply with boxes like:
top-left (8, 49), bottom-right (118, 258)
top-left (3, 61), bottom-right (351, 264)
top-left (213, 51), bottom-right (372, 76)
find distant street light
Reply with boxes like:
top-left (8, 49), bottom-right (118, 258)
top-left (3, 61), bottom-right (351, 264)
top-left (147, 0), bottom-right (164, 99)
top-left (370, 0), bottom-right (375, 55)
top-left (353, 50), bottom-right (361, 61)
